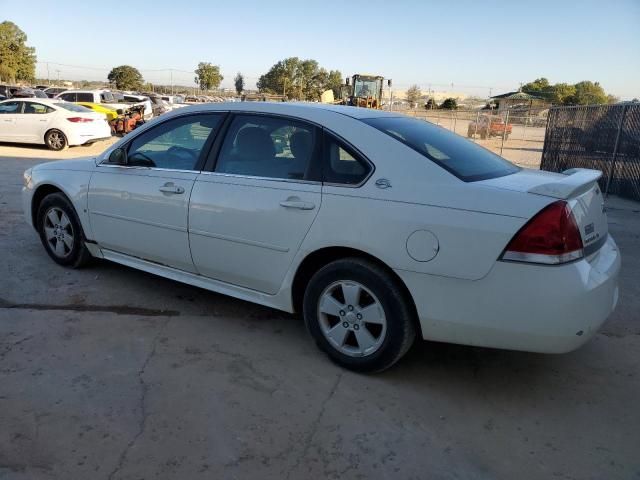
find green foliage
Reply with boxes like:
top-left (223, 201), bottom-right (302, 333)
top-left (406, 84), bottom-right (422, 106)
top-left (234, 72), bottom-right (244, 95)
top-left (567, 81), bottom-right (608, 105)
top-left (521, 77), bottom-right (612, 105)
top-left (0, 21), bottom-right (36, 82)
top-left (424, 98), bottom-right (437, 109)
top-left (107, 65), bottom-right (144, 90)
top-left (194, 62), bottom-right (223, 91)
top-left (257, 57), bottom-right (342, 101)
top-left (440, 98), bottom-right (458, 110)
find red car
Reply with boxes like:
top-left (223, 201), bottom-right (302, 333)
top-left (468, 115), bottom-right (512, 139)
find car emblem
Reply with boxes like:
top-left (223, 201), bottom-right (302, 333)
top-left (375, 178), bottom-right (392, 189)
top-left (584, 223), bottom-right (594, 235)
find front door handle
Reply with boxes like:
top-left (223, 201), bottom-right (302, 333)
top-left (280, 197), bottom-right (316, 210)
top-left (159, 183), bottom-right (185, 194)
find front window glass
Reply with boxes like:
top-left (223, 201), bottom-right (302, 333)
top-left (0, 101), bottom-right (21, 114)
top-left (126, 114), bottom-right (223, 170)
top-left (363, 116), bottom-right (519, 182)
top-left (100, 92), bottom-right (114, 102)
top-left (215, 115), bottom-right (319, 181)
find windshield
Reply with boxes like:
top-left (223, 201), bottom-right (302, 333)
top-left (100, 92), bottom-right (115, 102)
top-left (56, 102), bottom-right (92, 112)
top-left (353, 79), bottom-right (380, 98)
top-left (363, 116), bottom-right (520, 182)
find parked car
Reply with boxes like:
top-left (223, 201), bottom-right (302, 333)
top-left (468, 114), bottom-right (513, 139)
top-left (0, 98), bottom-right (110, 150)
top-left (34, 85), bottom-right (49, 90)
top-left (12, 88), bottom-right (48, 99)
top-left (120, 94), bottom-right (154, 119)
top-left (0, 85), bottom-right (21, 98)
top-left (21, 103), bottom-right (620, 371)
top-left (43, 87), bottom-right (69, 98)
top-left (76, 102), bottom-right (119, 122)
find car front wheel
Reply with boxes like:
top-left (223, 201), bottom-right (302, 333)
top-left (303, 258), bottom-right (416, 372)
top-left (36, 193), bottom-right (92, 268)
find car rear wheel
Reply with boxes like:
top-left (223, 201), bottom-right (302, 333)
top-left (36, 193), bottom-right (92, 268)
top-left (45, 129), bottom-right (68, 151)
top-left (303, 258), bottom-right (416, 372)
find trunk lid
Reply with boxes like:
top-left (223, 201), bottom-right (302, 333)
top-left (480, 168), bottom-right (608, 255)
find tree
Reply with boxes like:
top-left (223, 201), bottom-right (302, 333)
top-left (440, 98), bottom-right (458, 109)
top-left (194, 62), bottom-right (223, 91)
top-left (549, 83), bottom-right (576, 105)
top-left (406, 85), bottom-right (422, 107)
top-left (0, 21), bottom-right (36, 82)
top-left (257, 57), bottom-right (342, 101)
top-left (107, 65), bottom-right (144, 90)
top-left (424, 98), bottom-right (437, 109)
top-left (521, 77), bottom-right (553, 101)
top-left (234, 72), bottom-right (244, 95)
top-left (567, 81), bottom-right (608, 105)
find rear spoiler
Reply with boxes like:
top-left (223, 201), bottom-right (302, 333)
top-left (528, 168), bottom-right (602, 199)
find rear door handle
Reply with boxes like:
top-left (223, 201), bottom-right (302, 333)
top-left (159, 183), bottom-right (185, 194)
top-left (280, 198), bottom-right (316, 210)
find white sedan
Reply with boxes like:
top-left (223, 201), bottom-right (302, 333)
top-left (0, 98), bottom-right (111, 150)
top-left (21, 103), bottom-right (620, 371)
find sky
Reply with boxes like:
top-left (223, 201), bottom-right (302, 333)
top-left (2, 0), bottom-right (639, 99)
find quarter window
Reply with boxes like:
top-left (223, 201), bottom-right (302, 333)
top-left (323, 134), bottom-right (371, 185)
top-left (125, 114), bottom-right (223, 170)
top-left (76, 93), bottom-right (94, 102)
top-left (215, 115), bottom-right (320, 181)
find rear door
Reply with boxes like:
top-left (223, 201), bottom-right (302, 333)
top-left (88, 113), bottom-right (224, 272)
top-left (189, 114), bottom-right (322, 294)
top-left (17, 101), bottom-right (56, 142)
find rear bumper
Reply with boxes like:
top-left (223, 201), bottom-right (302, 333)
top-left (396, 235), bottom-right (620, 353)
top-left (66, 123), bottom-right (111, 146)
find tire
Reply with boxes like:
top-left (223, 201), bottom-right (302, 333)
top-left (45, 129), bottom-right (68, 151)
top-left (36, 193), bottom-right (92, 268)
top-left (303, 258), bottom-right (416, 373)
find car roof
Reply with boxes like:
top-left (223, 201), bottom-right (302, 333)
top-left (0, 97), bottom-right (60, 104)
top-left (169, 101), bottom-right (402, 122)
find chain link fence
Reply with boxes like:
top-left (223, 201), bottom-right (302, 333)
top-left (402, 107), bottom-right (548, 168)
top-left (540, 104), bottom-right (640, 201)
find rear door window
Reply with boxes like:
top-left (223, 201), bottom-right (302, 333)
top-left (76, 93), bottom-right (94, 102)
top-left (215, 115), bottom-right (320, 181)
top-left (58, 92), bottom-right (76, 102)
top-left (23, 102), bottom-right (54, 114)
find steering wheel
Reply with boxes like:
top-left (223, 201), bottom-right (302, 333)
top-left (128, 151), bottom-right (156, 167)
top-left (167, 145), bottom-right (198, 162)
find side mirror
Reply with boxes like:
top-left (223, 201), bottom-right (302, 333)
top-left (108, 148), bottom-right (127, 165)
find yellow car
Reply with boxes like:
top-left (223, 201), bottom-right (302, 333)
top-left (75, 102), bottom-right (119, 122)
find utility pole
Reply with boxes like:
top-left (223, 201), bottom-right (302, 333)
top-left (55, 70), bottom-right (61, 85)
top-left (46, 63), bottom-right (50, 84)
top-left (170, 69), bottom-right (174, 95)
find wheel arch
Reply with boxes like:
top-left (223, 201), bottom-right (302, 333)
top-left (31, 184), bottom-right (70, 228)
top-left (290, 246), bottom-right (422, 336)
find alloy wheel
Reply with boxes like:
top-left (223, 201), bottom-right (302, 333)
top-left (43, 207), bottom-right (74, 258)
top-left (317, 280), bottom-right (387, 357)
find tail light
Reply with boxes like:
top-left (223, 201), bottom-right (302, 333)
top-left (67, 117), bottom-right (94, 123)
top-left (501, 200), bottom-right (583, 265)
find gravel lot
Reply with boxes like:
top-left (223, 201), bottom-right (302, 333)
top-left (1, 146), bottom-right (639, 479)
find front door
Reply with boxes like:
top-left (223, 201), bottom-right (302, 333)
top-left (88, 113), bottom-right (224, 273)
top-left (189, 114), bottom-right (322, 294)
top-left (0, 101), bottom-right (22, 142)
top-left (17, 101), bottom-right (56, 142)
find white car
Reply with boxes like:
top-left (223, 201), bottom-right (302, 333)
top-left (21, 103), bottom-right (620, 371)
top-left (0, 98), bottom-right (111, 150)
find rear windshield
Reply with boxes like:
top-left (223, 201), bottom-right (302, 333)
top-left (363, 116), bottom-right (519, 182)
top-left (55, 102), bottom-right (91, 112)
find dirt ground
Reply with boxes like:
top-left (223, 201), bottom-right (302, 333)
top-left (1, 143), bottom-right (639, 478)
